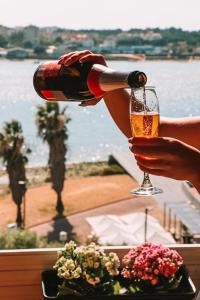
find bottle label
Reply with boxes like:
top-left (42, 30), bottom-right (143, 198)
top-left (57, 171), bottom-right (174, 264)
top-left (41, 90), bottom-right (70, 101)
top-left (87, 64), bottom-right (130, 95)
top-left (87, 65), bottom-right (106, 98)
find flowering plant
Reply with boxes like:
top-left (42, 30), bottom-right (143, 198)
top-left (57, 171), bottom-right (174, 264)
top-left (52, 241), bottom-right (185, 297)
top-left (121, 242), bottom-right (184, 293)
top-left (53, 241), bottom-right (120, 296)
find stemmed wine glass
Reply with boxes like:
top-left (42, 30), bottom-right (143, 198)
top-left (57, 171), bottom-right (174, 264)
top-left (129, 86), bottom-right (163, 196)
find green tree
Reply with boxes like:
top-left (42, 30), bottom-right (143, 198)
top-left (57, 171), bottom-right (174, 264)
top-left (9, 31), bottom-right (24, 47)
top-left (54, 36), bottom-right (63, 45)
top-left (36, 102), bottom-right (70, 216)
top-left (0, 35), bottom-right (7, 47)
top-left (24, 41), bottom-right (33, 49)
top-left (34, 45), bottom-right (46, 55)
top-left (0, 120), bottom-right (30, 227)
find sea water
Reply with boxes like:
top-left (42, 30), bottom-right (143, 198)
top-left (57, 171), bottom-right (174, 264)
top-left (0, 59), bottom-right (199, 166)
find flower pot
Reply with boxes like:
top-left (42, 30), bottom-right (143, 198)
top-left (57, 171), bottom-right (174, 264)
top-left (41, 267), bottom-right (196, 300)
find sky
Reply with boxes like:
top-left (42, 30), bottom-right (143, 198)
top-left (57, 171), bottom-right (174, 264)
top-left (1, 0), bottom-right (200, 31)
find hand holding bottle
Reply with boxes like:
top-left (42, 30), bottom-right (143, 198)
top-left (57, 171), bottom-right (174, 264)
top-left (58, 50), bottom-right (107, 106)
top-left (58, 50), bottom-right (107, 67)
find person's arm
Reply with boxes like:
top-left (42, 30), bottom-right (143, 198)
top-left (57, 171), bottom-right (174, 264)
top-left (104, 92), bottom-right (200, 150)
top-left (159, 116), bottom-right (200, 150)
top-left (103, 89), bottom-right (132, 138)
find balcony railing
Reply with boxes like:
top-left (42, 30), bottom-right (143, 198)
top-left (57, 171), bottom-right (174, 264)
top-left (0, 244), bottom-right (200, 300)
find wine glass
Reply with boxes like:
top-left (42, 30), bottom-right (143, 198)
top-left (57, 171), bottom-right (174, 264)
top-left (129, 86), bottom-right (163, 196)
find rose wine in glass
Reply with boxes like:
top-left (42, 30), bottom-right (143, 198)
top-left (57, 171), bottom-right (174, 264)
top-left (130, 86), bottom-right (163, 196)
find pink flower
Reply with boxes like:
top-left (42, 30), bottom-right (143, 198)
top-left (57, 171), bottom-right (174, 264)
top-left (121, 242), bottom-right (183, 287)
top-left (151, 278), bottom-right (158, 285)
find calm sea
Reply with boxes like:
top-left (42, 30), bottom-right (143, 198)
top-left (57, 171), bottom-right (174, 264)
top-left (0, 59), bottom-right (200, 166)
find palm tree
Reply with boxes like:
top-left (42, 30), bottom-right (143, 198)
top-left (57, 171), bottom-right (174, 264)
top-left (36, 102), bottom-right (70, 216)
top-left (0, 120), bottom-right (30, 227)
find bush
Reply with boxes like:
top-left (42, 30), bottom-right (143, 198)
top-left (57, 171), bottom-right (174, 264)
top-left (8, 229), bottom-right (39, 249)
top-left (0, 229), bottom-right (65, 249)
top-left (0, 233), bottom-right (7, 249)
top-left (0, 229), bottom-right (39, 249)
top-left (101, 164), bottom-right (125, 175)
top-left (66, 161), bottom-right (126, 178)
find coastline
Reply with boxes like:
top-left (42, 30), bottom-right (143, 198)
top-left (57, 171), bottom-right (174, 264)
top-left (0, 160), bottom-right (126, 187)
top-left (1, 54), bottom-right (200, 62)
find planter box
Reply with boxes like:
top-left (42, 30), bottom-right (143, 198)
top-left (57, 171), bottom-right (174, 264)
top-left (42, 268), bottom-right (196, 300)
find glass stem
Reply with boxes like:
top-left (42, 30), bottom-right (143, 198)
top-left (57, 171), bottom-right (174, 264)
top-left (141, 172), bottom-right (153, 190)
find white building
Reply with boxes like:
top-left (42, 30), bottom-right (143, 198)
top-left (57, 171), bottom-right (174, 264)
top-left (24, 25), bottom-right (39, 46)
top-left (100, 37), bottom-right (117, 49)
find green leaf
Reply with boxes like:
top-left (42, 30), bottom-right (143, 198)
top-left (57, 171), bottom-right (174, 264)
top-left (113, 280), bottom-right (121, 295)
top-left (129, 284), bottom-right (141, 293)
top-left (58, 285), bottom-right (82, 296)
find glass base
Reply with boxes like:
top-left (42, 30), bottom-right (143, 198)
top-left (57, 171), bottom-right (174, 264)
top-left (130, 186), bottom-right (163, 196)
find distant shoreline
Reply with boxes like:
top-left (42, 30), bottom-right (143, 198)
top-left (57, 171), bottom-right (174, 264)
top-left (104, 53), bottom-right (200, 61)
top-left (0, 160), bottom-right (126, 187)
top-left (1, 54), bottom-right (200, 62)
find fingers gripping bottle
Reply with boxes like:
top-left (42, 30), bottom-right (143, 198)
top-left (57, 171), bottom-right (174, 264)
top-left (33, 60), bottom-right (147, 102)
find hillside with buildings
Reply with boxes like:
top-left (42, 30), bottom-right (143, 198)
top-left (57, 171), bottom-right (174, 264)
top-left (0, 25), bottom-right (200, 59)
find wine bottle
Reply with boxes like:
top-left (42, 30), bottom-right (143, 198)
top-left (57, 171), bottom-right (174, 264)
top-left (33, 60), bottom-right (147, 102)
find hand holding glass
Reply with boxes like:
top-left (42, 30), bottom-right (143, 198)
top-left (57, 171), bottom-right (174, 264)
top-left (130, 86), bottom-right (163, 196)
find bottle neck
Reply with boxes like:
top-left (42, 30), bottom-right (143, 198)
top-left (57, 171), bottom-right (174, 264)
top-left (87, 64), bottom-right (129, 98)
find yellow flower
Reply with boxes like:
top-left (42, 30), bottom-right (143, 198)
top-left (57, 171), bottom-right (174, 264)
top-left (94, 262), bottom-right (100, 269)
top-left (65, 259), bottom-right (76, 270)
top-left (73, 271), bottom-right (81, 279)
top-left (63, 271), bottom-right (72, 279)
top-left (82, 262), bottom-right (88, 268)
top-left (75, 266), bottom-right (82, 274)
top-left (86, 274), bottom-right (101, 286)
top-left (105, 261), bottom-right (112, 269)
top-left (87, 259), bottom-right (94, 268)
top-left (94, 277), bottom-right (101, 285)
top-left (64, 240), bottom-right (76, 252)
